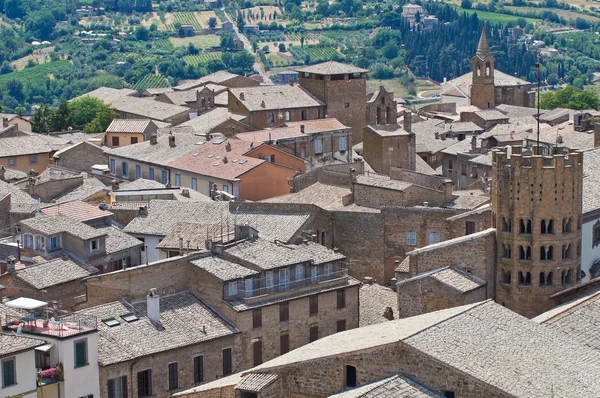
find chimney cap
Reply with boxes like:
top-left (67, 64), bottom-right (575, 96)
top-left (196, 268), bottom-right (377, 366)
top-left (148, 287), bottom-right (159, 298)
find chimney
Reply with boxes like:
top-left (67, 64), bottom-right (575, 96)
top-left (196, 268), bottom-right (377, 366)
top-left (239, 92), bottom-right (245, 101)
top-left (434, 132), bottom-right (439, 140)
top-left (150, 134), bottom-right (158, 145)
top-left (260, 100), bottom-right (266, 108)
top-left (363, 276), bottom-right (374, 284)
top-left (168, 134), bottom-right (176, 147)
top-left (403, 110), bottom-right (412, 133)
top-left (300, 124), bottom-right (305, 134)
top-left (196, 90), bottom-right (202, 111)
top-left (471, 135), bottom-right (477, 150)
top-left (225, 142), bottom-right (231, 152)
top-left (178, 237), bottom-right (183, 251)
top-left (423, 201), bottom-right (429, 207)
top-left (138, 205), bottom-right (148, 216)
top-left (223, 156), bottom-right (228, 164)
top-left (181, 189), bottom-right (190, 198)
top-left (147, 288), bottom-right (160, 324)
top-left (112, 179), bottom-right (120, 191)
top-left (1, 117), bottom-right (7, 128)
top-left (6, 255), bottom-right (16, 273)
top-left (383, 306), bottom-right (394, 321)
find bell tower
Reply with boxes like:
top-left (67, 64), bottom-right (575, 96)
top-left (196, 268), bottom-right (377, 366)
top-left (471, 30), bottom-right (496, 109)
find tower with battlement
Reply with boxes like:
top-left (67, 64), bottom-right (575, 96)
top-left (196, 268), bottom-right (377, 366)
top-left (491, 147), bottom-right (583, 318)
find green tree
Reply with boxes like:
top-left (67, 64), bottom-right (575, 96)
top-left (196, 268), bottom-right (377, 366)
top-left (135, 26), bottom-right (150, 41)
top-left (49, 102), bottom-right (71, 132)
top-left (278, 43), bottom-right (286, 52)
top-left (84, 106), bottom-right (115, 134)
top-left (540, 86), bottom-right (600, 110)
top-left (461, 0), bottom-right (472, 9)
top-left (26, 10), bottom-right (56, 41)
top-left (31, 104), bottom-right (53, 134)
top-left (232, 51), bottom-right (255, 70)
top-left (382, 41), bottom-right (399, 60)
top-left (68, 97), bottom-right (115, 131)
top-left (4, 0), bottom-right (24, 18)
top-left (207, 58), bottom-right (226, 73)
top-left (208, 17), bottom-right (217, 28)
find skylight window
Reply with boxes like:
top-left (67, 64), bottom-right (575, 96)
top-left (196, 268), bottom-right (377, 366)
top-left (121, 313), bottom-right (139, 323)
top-left (102, 318), bottom-right (120, 327)
top-left (239, 160), bottom-right (247, 165)
top-left (213, 138), bottom-right (227, 145)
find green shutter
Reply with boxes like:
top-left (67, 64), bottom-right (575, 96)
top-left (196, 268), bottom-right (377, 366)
top-left (75, 340), bottom-right (87, 367)
top-left (3, 359), bottom-right (15, 387)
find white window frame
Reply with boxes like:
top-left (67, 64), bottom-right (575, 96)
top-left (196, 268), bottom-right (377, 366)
top-left (90, 239), bottom-right (100, 252)
top-left (296, 264), bottom-right (304, 281)
top-left (233, 183), bottom-right (239, 198)
top-left (223, 185), bottom-right (229, 193)
top-left (406, 231), bottom-right (417, 246)
top-left (285, 111), bottom-right (291, 122)
top-left (339, 136), bottom-right (347, 151)
top-left (191, 178), bottom-right (197, 191)
top-left (279, 268), bottom-right (289, 290)
top-left (35, 235), bottom-right (45, 250)
top-left (1, 357), bottom-right (16, 387)
top-left (315, 138), bottom-right (323, 154)
top-left (23, 233), bottom-right (34, 249)
top-left (110, 159), bottom-right (116, 175)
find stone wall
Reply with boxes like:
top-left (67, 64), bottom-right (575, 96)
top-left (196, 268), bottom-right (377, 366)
top-left (402, 229), bottom-right (497, 298)
top-left (397, 274), bottom-right (487, 318)
top-left (0, 194), bottom-right (10, 237)
top-left (446, 205), bottom-right (492, 239)
top-left (55, 142), bottom-right (108, 173)
top-left (30, 176), bottom-right (83, 201)
top-left (291, 162), bottom-right (364, 192)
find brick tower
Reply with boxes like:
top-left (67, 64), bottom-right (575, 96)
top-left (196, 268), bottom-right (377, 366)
top-left (470, 30), bottom-right (496, 109)
top-left (297, 61), bottom-right (368, 145)
top-left (492, 147), bottom-right (583, 318)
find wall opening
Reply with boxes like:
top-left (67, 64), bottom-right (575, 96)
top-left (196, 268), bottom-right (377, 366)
top-left (346, 365), bottom-right (357, 387)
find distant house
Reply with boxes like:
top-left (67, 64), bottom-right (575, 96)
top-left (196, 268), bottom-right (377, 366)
top-left (277, 71), bottom-right (299, 85)
top-left (174, 70), bottom-right (260, 91)
top-left (180, 24), bottom-right (195, 35)
top-left (204, 0), bottom-right (219, 9)
top-left (104, 119), bottom-right (159, 148)
top-left (243, 25), bottom-right (260, 34)
top-left (222, 20), bottom-right (234, 31)
top-left (0, 113), bottom-right (31, 133)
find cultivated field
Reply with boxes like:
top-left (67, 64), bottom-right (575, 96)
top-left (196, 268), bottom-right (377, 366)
top-left (504, 6), bottom-right (599, 21)
top-left (183, 52), bottom-right (222, 66)
top-left (169, 35), bottom-right (220, 49)
top-left (366, 78), bottom-right (441, 99)
top-left (11, 46), bottom-right (55, 70)
top-left (133, 74), bottom-right (170, 90)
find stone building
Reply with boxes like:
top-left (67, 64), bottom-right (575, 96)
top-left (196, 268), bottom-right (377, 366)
top-left (297, 61), bottom-right (368, 145)
top-left (362, 120), bottom-right (416, 175)
top-left (441, 31), bottom-right (535, 108)
top-left (173, 300), bottom-right (600, 398)
top-left (492, 147), bottom-right (583, 317)
top-left (366, 85), bottom-right (398, 126)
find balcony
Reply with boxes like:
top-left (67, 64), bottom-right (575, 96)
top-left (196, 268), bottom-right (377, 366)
top-left (37, 363), bottom-right (64, 387)
top-left (226, 268), bottom-right (350, 304)
top-left (2, 312), bottom-right (97, 339)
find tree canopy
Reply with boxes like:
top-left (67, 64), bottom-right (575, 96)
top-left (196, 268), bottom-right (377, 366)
top-left (540, 86), bottom-right (600, 110)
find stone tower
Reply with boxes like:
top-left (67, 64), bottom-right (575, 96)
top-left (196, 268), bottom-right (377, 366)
top-left (297, 61), bottom-right (368, 145)
top-left (492, 147), bottom-right (583, 318)
top-left (470, 30), bottom-right (496, 109)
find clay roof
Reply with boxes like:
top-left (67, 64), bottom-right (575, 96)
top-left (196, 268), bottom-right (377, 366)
top-left (96, 225), bottom-right (143, 254)
top-left (105, 119), bottom-right (154, 134)
top-left (412, 119), bottom-right (456, 154)
top-left (468, 152), bottom-right (492, 166)
top-left (229, 85), bottom-right (325, 112)
top-left (475, 109), bottom-right (509, 121)
top-left (110, 97), bottom-right (191, 122)
top-left (0, 135), bottom-right (58, 157)
top-left (0, 334), bottom-right (45, 356)
top-left (69, 87), bottom-right (137, 106)
top-left (475, 30), bottom-right (491, 58)
top-left (235, 118), bottom-right (348, 143)
top-left (167, 138), bottom-right (264, 181)
top-left (156, 222), bottom-right (224, 250)
top-left (80, 291), bottom-right (239, 366)
top-left (41, 200), bottom-right (112, 222)
top-left (296, 61), bottom-right (368, 75)
top-left (235, 373), bottom-right (280, 393)
top-left (539, 108), bottom-right (570, 123)
top-left (442, 70), bottom-right (530, 98)
top-left (174, 71), bottom-right (245, 91)
top-left (354, 174), bottom-right (413, 191)
top-left (0, 179), bottom-right (38, 214)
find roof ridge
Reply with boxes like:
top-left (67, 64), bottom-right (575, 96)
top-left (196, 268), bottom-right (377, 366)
top-left (537, 290), bottom-right (600, 324)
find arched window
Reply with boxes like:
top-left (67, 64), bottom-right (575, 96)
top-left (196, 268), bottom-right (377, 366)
top-left (562, 244), bottom-right (571, 260)
top-left (502, 244), bottom-right (511, 259)
top-left (540, 246), bottom-right (554, 261)
top-left (520, 219), bottom-right (531, 234)
top-left (285, 111), bottom-right (291, 122)
top-left (540, 272), bottom-right (553, 286)
top-left (23, 234), bottom-right (33, 249)
top-left (502, 217), bottom-right (512, 232)
top-left (519, 271), bottom-right (531, 286)
top-left (541, 219), bottom-right (554, 234)
top-left (539, 272), bottom-right (546, 286)
top-left (476, 63), bottom-right (481, 77)
top-left (267, 112), bottom-right (275, 123)
top-left (562, 269), bottom-right (572, 285)
top-left (502, 269), bottom-right (511, 284)
top-left (519, 245), bottom-right (531, 260)
top-left (485, 62), bottom-right (491, 77)
top-left (547, 272), bottom-right (553, 285)
top-left (563, 217), bottom-right (573, 233)
top-left (376, 107), bottom-right (383, 125)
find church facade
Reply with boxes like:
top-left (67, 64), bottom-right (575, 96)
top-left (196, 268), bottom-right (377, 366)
top-left (441, 30), bottom-right (536, 109)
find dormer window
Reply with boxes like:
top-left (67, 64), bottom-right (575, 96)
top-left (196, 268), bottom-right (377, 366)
top-left (49, 236), bottom-right (61, 251)
top-left (90, 239), bottom-right (100, 252)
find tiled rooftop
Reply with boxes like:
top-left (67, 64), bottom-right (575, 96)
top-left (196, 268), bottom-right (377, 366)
top-left (354, 174), bottom-right (413, 191)
top-left (96, 225), bottom-right (143, 254)
top-left (105, 119), bottom-right (154, 133)
top-left (235, 373), bottom-right (280, 393)
top-left (41, 200), bottom-right (112, 222)
top-left (225, 238), bottom-right (345, 270)
top-left (229, 85), bottom-right (325, 112)
top-left (296, 61), bottom-right (368, 75)
top-left (80, 291), bottom-right (239, 366)
top-left (399, 266), bottom-right (486, 293)
top-left (178, 108), bottom-right (247, 135)
top-left (20, 214), bottom-right (107, 240)
top-left (329, 374), bottom-right (443, 397)
top-left (0, 135), bottom-right (60, 157)
top-left (13, 255), bottom-right (99, 289)
top-left (190, 255), bottom-right (259, 281)
top-left (0, 333), bottom-right (45, 356)
top-left (365, 124), bottom-right (411, 137)
top-left (359, 283), bottom-right (398, 327)
top-left (235, 118), bottom-right (348, 143)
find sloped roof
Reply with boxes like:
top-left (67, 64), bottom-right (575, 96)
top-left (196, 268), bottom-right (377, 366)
top-left (0, 334), bottom-right (45, 356)
top-left (442, 70), bottom-right (530, 99)
top-left (235, 118), bottom-right (348, 143)
top-left (41, 200), bottom-right (112, 222)
top-left (178, 108), bottom-right (248, 135)
top-left (296, 61), bottom-right (368, 75)
top-left (229, 85), bottom-right (325, 112)
top-left (20, 214), bottom-right (107, 240)
top-left (329, 374), bottom-right (443, 397)
top-left (106, 119), bottom-right (154, 134)
top-left (190, 255), bottom-right (259, 281)
top-left (14, 255), bottom-right (99, 289)
top-left (398, 266), bottom-right (486, 293)
top-left (96, 225), bottom-right (143, 254)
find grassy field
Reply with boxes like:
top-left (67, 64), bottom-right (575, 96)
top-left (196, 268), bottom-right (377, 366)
top-left (455, 7), bottom-right (541, 23)
top-left (196, 11), bottom-right (221, 28)
top-left (183, 52), bottom-right (222, 66)
top-left (11, 46), bottom-right (55, 70)
top-left (504, 5), bottom-right (599, 21)
top-left (366, 78), bottom-right (441, 99)
top-left (169, 35), bottom-right (220, 49)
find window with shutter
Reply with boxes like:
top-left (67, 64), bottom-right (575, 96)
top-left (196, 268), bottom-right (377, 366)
top-left (279, 302), bottom-right (289, 322)
top-left (337, 290), bottom-right (345, 309)
top-left (74, 339), bottom-right (88, 367)
top-left (108, 376), bottom-right (127, 398)
top-left (406, 231), bottom-right (417, 246)
top-left (2, 358), bottom-right (16, 387)
top-left (339, 136), bottom-right (347, 151)
top-left (428, 231), bottom-right (441, 244)
top-left (315, 138), bottom-right (323, 154)
top-left (309, 295), bottom-right (318, 315)
top-left (337, 319), bottom-right (347, 332)
top-left (253, 340), bottom-right (263, 366)
top-left (168, 362), bottom-right (178, 390)
top-left (252, 308), bottom-right (262, 329)
top-left (137, 369), bottom-right (152, 397)
top-left (280, 333), bottom-right (290, 355)
top-left (309, 325), bottom-right (319, 342)
top-left (194, 356), bottom-right (204, 383)
top-left (223, 348), bottom-right (232, 375)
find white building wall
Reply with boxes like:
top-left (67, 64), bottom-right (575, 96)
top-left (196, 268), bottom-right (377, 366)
top-left (45, 332), bottom-right (100, 398)
top-left (1, 350), bottom-right (38, 398)
top-left (133, 234), bottom-right (163, 264)
top-left (581, 219), bottom-right (599, 282)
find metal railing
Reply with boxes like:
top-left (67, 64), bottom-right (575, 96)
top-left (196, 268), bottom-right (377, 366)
top-left (3, 312), bottom-right (97, 338)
